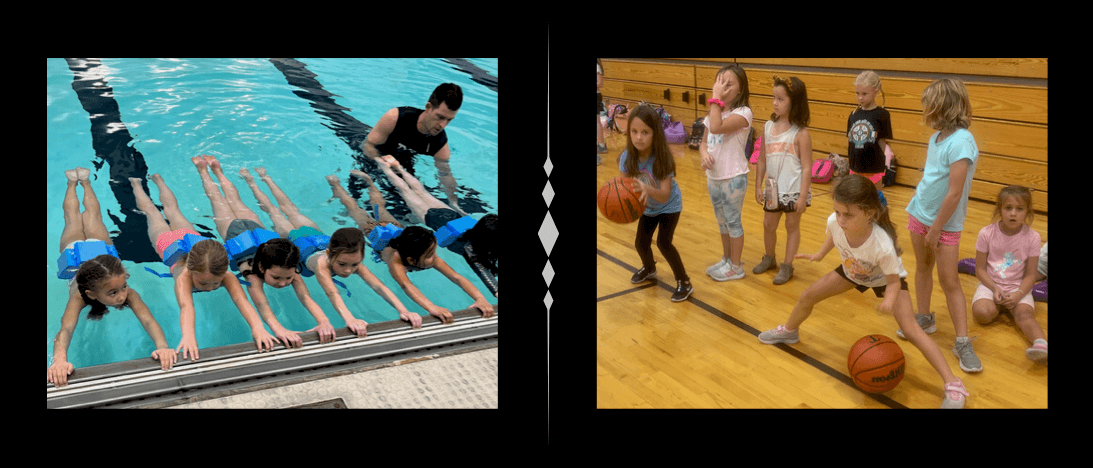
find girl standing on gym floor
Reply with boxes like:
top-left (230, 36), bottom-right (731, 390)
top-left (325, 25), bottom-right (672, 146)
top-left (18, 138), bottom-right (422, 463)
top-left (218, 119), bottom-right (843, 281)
top-left (902, 78), bottom-right (982, 373)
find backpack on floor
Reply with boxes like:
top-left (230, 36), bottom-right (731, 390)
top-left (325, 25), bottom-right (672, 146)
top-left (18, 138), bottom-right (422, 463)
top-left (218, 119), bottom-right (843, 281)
top-left (811, 158), bottom-right (835, 183)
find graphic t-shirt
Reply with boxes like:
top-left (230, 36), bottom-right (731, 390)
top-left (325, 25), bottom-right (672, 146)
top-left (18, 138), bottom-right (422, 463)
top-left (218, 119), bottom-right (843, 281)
top-left (975, 222), bottom-right (1042, 292)
top-left (846, 106), bottom-right (893, 174)
top-left (827, 212), bottom-right (907, 288)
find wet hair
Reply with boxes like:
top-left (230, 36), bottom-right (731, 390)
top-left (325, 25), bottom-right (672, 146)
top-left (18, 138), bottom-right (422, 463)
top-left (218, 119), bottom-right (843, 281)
top-left (428, 83), bottom-right (463, 111)
top-left (992, 185), bottom-right (1035, 225)
top-left (186, 239), bottom-right (230, 276)
top-left (388, 226), bottom-right (437, 266)
top-left (623, 104), bottom-right (676, 182)
top-left (458, 213), bottom-right (498, 274)
top-left (74, 254), bottom-right (130, 320)
top-left (833, 174), bottom-right (902, 255)
top-left (921, 77), bottom-right (971, 131)
top-left (250, 238), bottom-right (302, 278)
top-left (328, 227), bottom-right (365, 261)
top-left (771, 75), bottom-right (810, 127)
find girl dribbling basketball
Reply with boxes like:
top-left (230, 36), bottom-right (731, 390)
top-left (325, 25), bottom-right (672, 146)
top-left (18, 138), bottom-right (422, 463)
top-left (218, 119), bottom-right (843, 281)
top-left (758, 175), bottom-right (968, 408)
top-left (620, 105), bottom-right (691, 302)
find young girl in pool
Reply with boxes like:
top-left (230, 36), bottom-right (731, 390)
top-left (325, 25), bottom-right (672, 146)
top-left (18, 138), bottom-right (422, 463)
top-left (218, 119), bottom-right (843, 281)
top-left (242, 167), bottom-right (421, 331)
top-left (758, 174), bottom-right (968, 408)
top-left (343, 158), bottom-right (495, 322)
top-left (328, 171), bottom-right (498, 298)
top-left (129, 170), bottom-right (278, 360)
top-left (50, 168), bottom-right (175, 387)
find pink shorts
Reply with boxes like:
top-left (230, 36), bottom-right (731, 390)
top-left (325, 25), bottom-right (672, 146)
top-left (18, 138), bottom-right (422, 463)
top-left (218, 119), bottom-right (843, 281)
top-left (155, 228), bottom-right (200, 258)
top-left (973, 284), bottom-right (1035, 310)
top-left (907, 214), bottom-right (961, 246)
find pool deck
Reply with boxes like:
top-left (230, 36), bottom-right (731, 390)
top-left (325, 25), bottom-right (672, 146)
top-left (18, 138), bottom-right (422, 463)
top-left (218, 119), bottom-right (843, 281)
top-left (165, 346), bottom-right (497, 408)
top-left (48, 306), bottom-right (497, 409)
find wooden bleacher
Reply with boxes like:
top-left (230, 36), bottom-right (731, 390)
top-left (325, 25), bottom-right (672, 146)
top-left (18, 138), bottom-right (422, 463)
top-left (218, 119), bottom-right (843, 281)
top-left (599, 58), bottom-right (1047, 213)
top-left (596, 58), bottom-right (1048, 408)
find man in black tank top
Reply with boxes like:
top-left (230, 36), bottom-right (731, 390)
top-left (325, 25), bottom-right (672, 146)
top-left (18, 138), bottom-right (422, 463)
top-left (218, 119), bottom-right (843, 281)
top-left (361, 83), bottom-right (465, 213)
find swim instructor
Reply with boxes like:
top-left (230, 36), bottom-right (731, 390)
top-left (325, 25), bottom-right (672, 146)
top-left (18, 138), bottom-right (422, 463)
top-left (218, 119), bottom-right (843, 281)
top-left (361, 83), bottom-right (466, 215)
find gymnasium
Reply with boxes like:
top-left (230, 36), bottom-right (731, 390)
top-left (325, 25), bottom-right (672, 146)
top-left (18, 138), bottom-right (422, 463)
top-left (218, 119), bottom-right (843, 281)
top-left (596, 58), bottom-right (1047, 408)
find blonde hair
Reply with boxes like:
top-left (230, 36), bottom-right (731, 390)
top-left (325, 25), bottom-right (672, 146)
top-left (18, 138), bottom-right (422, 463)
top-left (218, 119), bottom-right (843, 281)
top-left (921, 78), bottom-right (972, 131)
top-left (854, 70), bottom-right (885, 107)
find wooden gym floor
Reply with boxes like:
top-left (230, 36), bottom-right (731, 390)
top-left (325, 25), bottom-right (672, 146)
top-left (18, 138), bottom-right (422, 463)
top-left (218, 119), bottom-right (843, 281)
top-left (595, 133), bottom-right (1048, 409)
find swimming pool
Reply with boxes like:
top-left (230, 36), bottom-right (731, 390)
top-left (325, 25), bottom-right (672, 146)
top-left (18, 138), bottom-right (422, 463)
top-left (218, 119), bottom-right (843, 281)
top-left (47, 58), bottom-right (498, 370)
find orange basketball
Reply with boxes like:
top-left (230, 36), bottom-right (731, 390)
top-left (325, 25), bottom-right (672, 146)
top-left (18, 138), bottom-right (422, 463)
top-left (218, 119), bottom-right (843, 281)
top-left (598, 177), bottom-right (645, 224)
top-left (848, 334), bottom-right (905, 393)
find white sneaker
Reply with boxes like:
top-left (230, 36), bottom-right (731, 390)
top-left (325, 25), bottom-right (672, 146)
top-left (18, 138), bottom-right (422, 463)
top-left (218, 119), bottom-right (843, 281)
top-left (706, 258), bottom-right (728, 277)
top-left (710, 260), bottom-right (745, 282)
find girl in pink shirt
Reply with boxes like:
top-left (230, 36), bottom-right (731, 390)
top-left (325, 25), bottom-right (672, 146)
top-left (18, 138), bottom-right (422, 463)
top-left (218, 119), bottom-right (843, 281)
top-left (971, 185), bottom-right (1046, 363)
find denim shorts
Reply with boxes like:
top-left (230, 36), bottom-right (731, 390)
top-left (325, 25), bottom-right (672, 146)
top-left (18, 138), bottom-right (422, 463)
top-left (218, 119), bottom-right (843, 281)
top-left (707, 173), bottom-right (748, 237)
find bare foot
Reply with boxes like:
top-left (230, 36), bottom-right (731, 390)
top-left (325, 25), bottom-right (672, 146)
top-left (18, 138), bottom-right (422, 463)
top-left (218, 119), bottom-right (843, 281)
top-left (254, 167), bottom-right (269, 179)
top-left (238, 167), bottom-right (254, 182)
top-left (325, 174), bottom-right (341, 186)
top-left (191, 156), bottom-right (208, 170)
top-left (65, 169), bottom-right (78, 182)
top-left (349, 170), bottom-right (373, 185)
top-left (76, 167), bottom-right (91, 181)
top-left (203, 155), bottom-right (221, 171)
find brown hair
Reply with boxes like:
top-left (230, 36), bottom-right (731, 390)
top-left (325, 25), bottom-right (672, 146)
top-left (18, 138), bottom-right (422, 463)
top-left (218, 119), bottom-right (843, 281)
top-left (75, 254), bottom-right (129, 320)
top-left (623, 104), bottom-right (676, 182)
top-left (186, 239), bottom-right (229, 276)
top-left (833, 174), bottom-right (902, 255)
top-left (992, 185), bottom-right (1035, 225)
top-left (328, 227), bottom-right (365, 261)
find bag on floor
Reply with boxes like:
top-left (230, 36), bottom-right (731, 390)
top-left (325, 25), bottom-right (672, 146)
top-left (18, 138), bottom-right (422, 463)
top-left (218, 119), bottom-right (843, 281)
top-left (811, 159), bottom-right (834, 183)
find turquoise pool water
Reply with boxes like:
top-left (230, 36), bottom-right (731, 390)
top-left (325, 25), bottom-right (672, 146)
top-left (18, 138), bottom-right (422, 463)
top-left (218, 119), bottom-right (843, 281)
top-left (47, 58), bottom-right (498, 369)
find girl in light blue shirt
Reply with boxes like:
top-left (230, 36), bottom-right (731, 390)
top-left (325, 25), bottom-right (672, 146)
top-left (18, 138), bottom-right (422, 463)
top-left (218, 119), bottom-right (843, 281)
top-left (903, 78), bottom-right (983, 374)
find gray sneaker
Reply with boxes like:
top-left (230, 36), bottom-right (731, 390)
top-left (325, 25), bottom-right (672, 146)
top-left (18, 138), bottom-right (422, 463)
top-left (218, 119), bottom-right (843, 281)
top-left (896, 312), bottom-right (937, 339)
top-left (952, 337), bottom-right (983, 373)
top-left (772, 263), bottom-right (794, 285)
top-left (758, 324), bottom-right (799, 344)
top-left (753, 254), bottom-right (776, 274)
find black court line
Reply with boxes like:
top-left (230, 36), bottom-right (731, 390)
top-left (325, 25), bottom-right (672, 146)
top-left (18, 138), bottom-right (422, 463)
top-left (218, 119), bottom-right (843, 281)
top-left (596, 282), bottom-right (659, 303)
top-left (597, 248), bottom-right (908, 409)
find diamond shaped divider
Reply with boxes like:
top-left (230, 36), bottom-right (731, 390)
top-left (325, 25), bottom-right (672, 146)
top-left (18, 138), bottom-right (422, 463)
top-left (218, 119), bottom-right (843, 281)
top-left (542, 180), bottom-right (554, 207)
top-left (538, 211), bottom-right (557, 256)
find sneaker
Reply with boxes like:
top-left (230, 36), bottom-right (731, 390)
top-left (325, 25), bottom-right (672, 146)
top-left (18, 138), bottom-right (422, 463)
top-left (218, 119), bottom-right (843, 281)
top-left (1025, 339), bottom-right (1047, 361)
top-left (896, 312), bottom-right (937, 339)
top-left (752, 254), bottom-right (776, 274)
top-left (598, 143), bottom-right (609, 154)
top-left (953, 336), bottom-right (983, 373)
top-left (940, 378), bottom-right (968, 409)
top-left (705, 258), bottom-right (728, 277)
top-left (758, 324), bottom-right (799, 344)
top-left (631, 266), bottom-right (657, 284)
top-left (710, 260), bottom-right (745, 282)
top-left (772, 262), bottom-right (794, 285)
top-left (671, 280), bottom-right (693, 302)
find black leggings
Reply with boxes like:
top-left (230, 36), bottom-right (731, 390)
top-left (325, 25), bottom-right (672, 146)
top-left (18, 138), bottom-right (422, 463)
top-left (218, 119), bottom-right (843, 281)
top-left (635, 212), bottom-right (688, 282)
